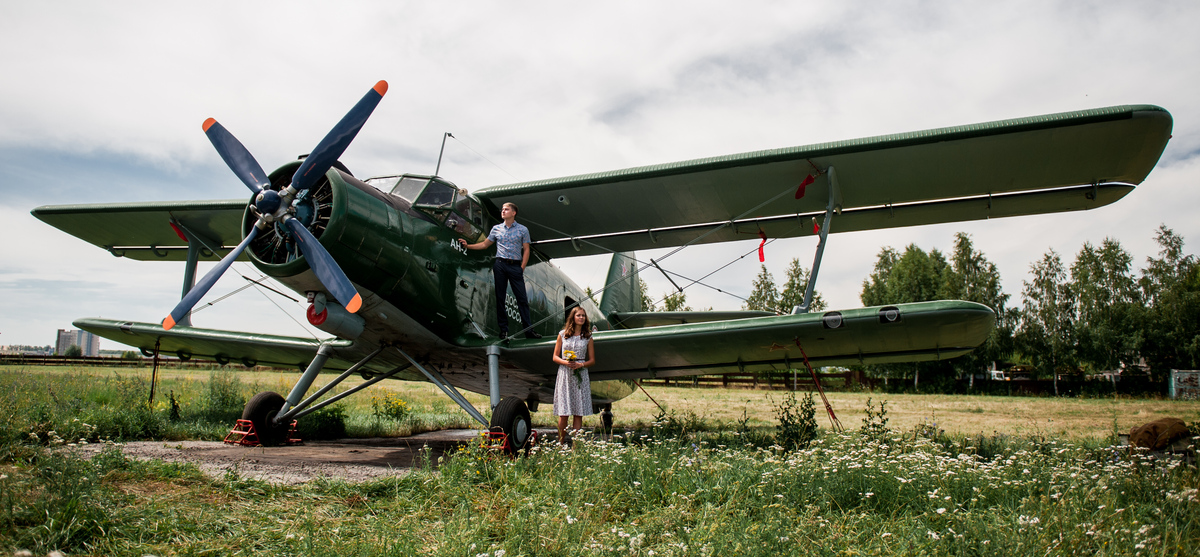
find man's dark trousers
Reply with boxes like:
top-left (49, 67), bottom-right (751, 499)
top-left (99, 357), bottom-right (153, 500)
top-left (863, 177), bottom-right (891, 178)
top-left (493, 258), bottom-right (531, 335)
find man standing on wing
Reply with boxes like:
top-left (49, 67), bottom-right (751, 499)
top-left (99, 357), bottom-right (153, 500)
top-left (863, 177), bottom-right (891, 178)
top-left (460, 202), bottom-right (542, 339)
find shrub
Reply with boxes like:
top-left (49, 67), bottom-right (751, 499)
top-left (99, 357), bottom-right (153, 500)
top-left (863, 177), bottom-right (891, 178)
top-left (775, 391), bottom-right (818, 451)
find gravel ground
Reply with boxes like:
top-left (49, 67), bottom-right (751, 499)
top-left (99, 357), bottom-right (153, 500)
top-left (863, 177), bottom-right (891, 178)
top-left (69, 429), bottom-right (535, 484)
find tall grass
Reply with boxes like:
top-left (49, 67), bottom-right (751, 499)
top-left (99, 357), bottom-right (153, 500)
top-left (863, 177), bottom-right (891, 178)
top-left (0, 386), bottom-right (1195, 554)
top-left (1, 417), bottom-right (1197, 555)
top-left (1, 366), bottom-right (1197, 555)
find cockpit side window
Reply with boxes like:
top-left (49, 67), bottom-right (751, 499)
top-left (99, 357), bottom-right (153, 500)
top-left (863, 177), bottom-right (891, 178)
top-left (448, 196), bottom-right (487, 241)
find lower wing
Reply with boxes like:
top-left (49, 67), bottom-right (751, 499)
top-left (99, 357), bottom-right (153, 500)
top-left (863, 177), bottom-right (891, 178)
top-left (497, 300), bottom-right (995, 381)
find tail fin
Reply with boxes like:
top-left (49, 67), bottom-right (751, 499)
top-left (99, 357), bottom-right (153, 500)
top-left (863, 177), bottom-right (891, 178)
top-left (599, 252), bottom-right (641, 316)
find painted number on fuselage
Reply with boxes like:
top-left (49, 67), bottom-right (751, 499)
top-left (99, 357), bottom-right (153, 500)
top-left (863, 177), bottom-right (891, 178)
top-left (451, 238), bottom-right (468, 256)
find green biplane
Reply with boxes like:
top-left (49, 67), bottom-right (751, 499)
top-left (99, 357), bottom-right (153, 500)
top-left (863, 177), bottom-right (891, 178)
top-left (31, 81), bottom-right (1172, 449)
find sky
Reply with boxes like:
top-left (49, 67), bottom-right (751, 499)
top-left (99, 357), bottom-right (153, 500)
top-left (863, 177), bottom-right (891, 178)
top-left (1, 0), bottom-right (1198, 349)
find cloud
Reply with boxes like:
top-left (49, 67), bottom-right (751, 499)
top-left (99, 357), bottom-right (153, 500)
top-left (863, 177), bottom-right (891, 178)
top-left (1, 0), bottom-right (1199, 346)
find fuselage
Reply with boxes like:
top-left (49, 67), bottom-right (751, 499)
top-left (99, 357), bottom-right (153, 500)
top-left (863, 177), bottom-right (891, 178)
top-left (242, 162), bottom-right (629, 407)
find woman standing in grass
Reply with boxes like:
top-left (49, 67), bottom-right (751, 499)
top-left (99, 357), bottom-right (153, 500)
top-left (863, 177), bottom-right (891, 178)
top-left (552, 306), bottom-right (595, 444)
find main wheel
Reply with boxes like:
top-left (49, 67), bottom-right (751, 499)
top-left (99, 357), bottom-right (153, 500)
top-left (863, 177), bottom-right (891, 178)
top-left (242, 391), bottom-right (289, 446)
top-left (489, 397), bottom-right (532, 454)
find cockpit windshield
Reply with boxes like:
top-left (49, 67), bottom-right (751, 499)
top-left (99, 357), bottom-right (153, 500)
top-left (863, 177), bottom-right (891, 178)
top-left (412, 179), bottom-right (488, 241)
top-left (389, 176), bottom-right (429, 202)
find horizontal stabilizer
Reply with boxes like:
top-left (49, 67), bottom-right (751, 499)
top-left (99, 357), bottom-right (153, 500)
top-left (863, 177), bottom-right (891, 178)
top-left (609, 310), bottom-right (774, 329)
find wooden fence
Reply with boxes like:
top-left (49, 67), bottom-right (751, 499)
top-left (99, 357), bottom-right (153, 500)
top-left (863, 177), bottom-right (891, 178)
top-left (0, 354), bottom-right (268, 370)
top-left (640, 369), bottom-right (871, 391)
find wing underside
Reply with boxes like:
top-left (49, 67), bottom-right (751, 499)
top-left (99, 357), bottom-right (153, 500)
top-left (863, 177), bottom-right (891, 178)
top-left (474, 105), bottom-right (1172, 258)
top-left (31, 200), bottom-right (248, 261)
top-left (74, 318), bottom-right (353, 370)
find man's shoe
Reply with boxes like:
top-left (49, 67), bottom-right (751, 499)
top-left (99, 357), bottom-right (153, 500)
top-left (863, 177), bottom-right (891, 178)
top-left (525, 331), bottom-right (543, 339)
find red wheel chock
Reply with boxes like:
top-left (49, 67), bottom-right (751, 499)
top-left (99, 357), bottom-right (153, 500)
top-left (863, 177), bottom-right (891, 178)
top-left (223, 419), bottom-right (302, 446)
top-left (480, 428), bottom-right (539, 454)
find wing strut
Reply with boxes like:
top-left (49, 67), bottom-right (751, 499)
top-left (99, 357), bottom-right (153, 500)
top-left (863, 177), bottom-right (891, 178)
top-left (396, 346), bottom-right (490, 426)
top-left (169, 217), bottom-right (222, 327)
top-left (795, 166), bottom-right (839, 314)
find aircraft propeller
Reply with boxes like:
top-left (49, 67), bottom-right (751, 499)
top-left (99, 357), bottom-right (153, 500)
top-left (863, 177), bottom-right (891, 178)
top-left (162, 81), bottom-right (388, 330)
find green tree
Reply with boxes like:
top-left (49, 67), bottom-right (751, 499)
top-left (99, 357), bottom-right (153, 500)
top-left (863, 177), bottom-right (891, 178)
top-left (743, 265), bottom-right (779, 312)
top-left (778, 258), bottom-right (826, 312)
top-left (1017, 249), bottom-right (1075, 394)
top-left (1138, 225), bottom-right (1200, 379)
top-left (64, 345), bottom-right (82, 357)
top-left (861, 245), bottom-right (948, 306)
top-left (941, 233), bottom-right (1015, 381)
top-left (638, 280), bottom-right (656, 311)
top-left (859, 244), bottom-right (954, 389)
top-left (661, 290), bottom-right (692, 311)
top-left (1069, 239), bottom-right (1140, 373)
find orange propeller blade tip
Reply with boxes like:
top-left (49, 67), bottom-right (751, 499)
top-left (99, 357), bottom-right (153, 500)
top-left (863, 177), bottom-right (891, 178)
top-left (373, 81), bottom-right (388, 96)
top-left (346, 293), bottom-right (363, 313)
top-left (202, 118), bottom-right (217, 132)
top-left (162, 315), bottom-right (177, 331)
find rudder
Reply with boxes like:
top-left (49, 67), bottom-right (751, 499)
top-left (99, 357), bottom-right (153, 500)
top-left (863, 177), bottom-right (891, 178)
top-left (599, 252), bottom-right (641, 316)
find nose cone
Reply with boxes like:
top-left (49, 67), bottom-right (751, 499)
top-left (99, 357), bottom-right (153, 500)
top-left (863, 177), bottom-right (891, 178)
top-left (255, 189), bottom-right (283, 215)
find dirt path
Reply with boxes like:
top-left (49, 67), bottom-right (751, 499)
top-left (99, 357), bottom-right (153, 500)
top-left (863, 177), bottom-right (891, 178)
top-left (74, 429), bottom-right (548, 484)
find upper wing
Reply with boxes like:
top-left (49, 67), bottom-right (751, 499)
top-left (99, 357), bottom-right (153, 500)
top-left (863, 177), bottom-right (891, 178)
top-left (31, 199), bottom-right (247, 261)
top-left (493, 300), bottom-right (995, 381)
top-left (474, 105), bottom-right (1172, 258)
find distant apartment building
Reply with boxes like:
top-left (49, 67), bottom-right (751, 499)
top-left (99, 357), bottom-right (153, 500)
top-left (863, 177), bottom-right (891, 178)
top-left (55, 329), bottom-right (100, 356)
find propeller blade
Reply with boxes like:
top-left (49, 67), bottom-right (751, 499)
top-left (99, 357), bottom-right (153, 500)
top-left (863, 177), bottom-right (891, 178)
top-left (291, 81), bottom-right (388, 192)
top-left (163, 224), bottom-right (262, 330)
top-left (202, 119), bottom-right (271, 194)
top-left (283, 217), bottom-right (362, 313)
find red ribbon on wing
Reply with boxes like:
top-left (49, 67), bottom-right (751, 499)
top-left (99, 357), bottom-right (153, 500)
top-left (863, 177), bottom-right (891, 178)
top-left (758, 230), bottom-right (767, 262)
top-left (794, 174), bottom-right (815, 199)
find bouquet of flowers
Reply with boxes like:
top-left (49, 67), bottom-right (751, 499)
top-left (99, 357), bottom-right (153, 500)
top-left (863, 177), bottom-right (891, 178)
top-left (563, 349), bottom-right (581, 381)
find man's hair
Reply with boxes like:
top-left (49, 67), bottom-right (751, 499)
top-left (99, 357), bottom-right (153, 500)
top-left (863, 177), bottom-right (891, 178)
top-left (503, 202), bottom-right (519, 215)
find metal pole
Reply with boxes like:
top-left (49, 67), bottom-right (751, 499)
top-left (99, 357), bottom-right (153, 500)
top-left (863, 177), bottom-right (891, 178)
top-left (798, 166), bottom-right (838, 314)
top-left (487, 344), bottom-right (501, 410)
top-left (148, 339), bottom-right (161, 404)
top-left (434, 132), bottom-right (454, 176)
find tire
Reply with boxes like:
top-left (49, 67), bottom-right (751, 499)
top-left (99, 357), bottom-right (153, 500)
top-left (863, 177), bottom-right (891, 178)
top-left (242, 391), bottom-right (289, 446)
top-left (489, 397), bottom-right (532, 454)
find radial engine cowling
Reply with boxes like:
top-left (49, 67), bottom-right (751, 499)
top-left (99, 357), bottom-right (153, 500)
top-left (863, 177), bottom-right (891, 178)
top-left (243, 161), bottom-right (412, 304)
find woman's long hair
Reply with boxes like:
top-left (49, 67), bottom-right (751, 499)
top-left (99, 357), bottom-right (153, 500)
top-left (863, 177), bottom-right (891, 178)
top-left (562, 306), bottom-right (592, 339)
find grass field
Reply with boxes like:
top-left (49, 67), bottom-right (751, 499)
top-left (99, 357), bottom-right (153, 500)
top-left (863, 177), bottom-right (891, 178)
top-left (4, 364), bottom-right (1198, 440)
top-left (1, 364), bottom-right (1198, 555)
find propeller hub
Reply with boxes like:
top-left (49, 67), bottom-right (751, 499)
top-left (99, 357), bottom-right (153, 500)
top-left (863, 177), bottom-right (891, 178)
top-left (255, 189), bottom-right (283, 215)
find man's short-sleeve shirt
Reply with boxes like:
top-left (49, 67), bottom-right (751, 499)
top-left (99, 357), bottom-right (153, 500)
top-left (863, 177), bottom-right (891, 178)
top-left (487, 221), bottom-right (531, 260)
